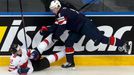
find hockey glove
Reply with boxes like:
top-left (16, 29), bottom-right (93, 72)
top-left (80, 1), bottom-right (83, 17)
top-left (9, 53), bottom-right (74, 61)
top-left (18, 67), bottom-right (30, 75)
top-left (40, 26), bottom-right (48, 35)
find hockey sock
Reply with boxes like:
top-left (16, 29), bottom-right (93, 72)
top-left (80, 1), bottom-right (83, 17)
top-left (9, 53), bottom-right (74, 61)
top-left (65, 47), bottom-right (75, 64)
top-left (46, 50), bottom-right (65, 64)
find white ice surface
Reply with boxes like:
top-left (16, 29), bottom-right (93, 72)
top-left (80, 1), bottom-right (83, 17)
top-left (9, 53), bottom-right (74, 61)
top-left (1, 66), bottom-right (134, 75)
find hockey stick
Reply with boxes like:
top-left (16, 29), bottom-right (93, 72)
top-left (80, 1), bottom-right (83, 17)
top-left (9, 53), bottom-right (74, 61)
top-left (7, 0), bottom-right (9, 12)
top-left (19, 0), bottom-right (28, 51)
top-left (78, 0), bottom-right (98, 11)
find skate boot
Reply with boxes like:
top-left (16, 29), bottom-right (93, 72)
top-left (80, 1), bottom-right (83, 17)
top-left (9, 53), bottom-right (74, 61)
top-left (61, 62), bottom-right (75, 69)
top-left (118, 41), bottom-right (132, 54)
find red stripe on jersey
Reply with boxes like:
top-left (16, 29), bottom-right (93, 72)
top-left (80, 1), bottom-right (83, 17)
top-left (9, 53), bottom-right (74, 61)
top-left (8, 66), bottom-right (17, 71)
top-left (43, 39), bottom-right (49, 45)
top-left (55, 16), bottom-right (67, 25)
top-left (27, 49), bottom-right (31, 57)
top-left (110, 36), bottom-right (115, 45)
top-left (54, 53), bottom-right (58, 61)
top-left (20, 60), bottom-right (28, 68)
top-left (58, 20), bottom-right (67, 25)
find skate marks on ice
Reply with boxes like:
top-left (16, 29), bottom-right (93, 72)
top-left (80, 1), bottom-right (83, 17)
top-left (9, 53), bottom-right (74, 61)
top-left (1, 66), bottom-right (134, 75)
top-left (0, 67), bottom-right (12, 75)
top-left (32, 66), bottom-right (134, 75)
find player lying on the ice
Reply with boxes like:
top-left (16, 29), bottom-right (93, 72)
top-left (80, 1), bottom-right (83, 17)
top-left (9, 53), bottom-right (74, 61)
top-left (8, 34), bottom-right (65, 75)
top-left (39, 0), bottom-right (133, 69)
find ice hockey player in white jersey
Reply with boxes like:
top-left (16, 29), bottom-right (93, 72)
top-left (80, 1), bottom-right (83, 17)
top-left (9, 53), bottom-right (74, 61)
top-left (8, 34), bottom-right (65, 75)
top-left (8, 44), bottom-right (33, 75)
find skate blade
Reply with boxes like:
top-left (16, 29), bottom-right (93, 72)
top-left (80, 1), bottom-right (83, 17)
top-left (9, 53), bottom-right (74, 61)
top-left (128, 41), bottom-right (133, 55)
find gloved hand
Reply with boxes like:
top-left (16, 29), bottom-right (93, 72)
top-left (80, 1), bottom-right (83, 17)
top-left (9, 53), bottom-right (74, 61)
top-left (40, 26), bottom-right (48, 35)
top-left (30, 49), bottom-right (41, 60)
top-left (18, 67), bottom-right (30, 75)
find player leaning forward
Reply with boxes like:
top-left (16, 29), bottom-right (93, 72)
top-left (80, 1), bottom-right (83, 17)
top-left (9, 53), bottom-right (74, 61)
top-left (41, 0), bottom-right (132, 68)
top-left (8, 34), bottom-right (65, 75)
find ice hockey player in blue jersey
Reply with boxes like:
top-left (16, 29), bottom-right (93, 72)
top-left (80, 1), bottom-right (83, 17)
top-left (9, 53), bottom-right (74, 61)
top-left (40, 0), bottom-right (132, 69)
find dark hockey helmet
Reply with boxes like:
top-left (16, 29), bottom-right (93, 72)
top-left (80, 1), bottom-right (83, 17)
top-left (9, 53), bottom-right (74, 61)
top-left (9, 44), bottom-right (20, 54)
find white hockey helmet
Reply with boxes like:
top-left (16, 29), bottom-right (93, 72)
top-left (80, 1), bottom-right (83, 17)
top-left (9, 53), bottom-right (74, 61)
top-left (49, 0), bottom-right (61, 10)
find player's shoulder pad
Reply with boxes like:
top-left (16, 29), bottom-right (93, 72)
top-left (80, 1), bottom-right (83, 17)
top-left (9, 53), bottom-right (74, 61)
top-left (59, 7), bottom-right (69, 16)
top-left (61, 7), bottom-right (68, 12)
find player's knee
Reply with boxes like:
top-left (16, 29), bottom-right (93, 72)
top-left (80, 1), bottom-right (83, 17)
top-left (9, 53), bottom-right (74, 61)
top-left (65, 47), bottom-right (74, 54)
top-left (37, 42), bottom-right (48, 53)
